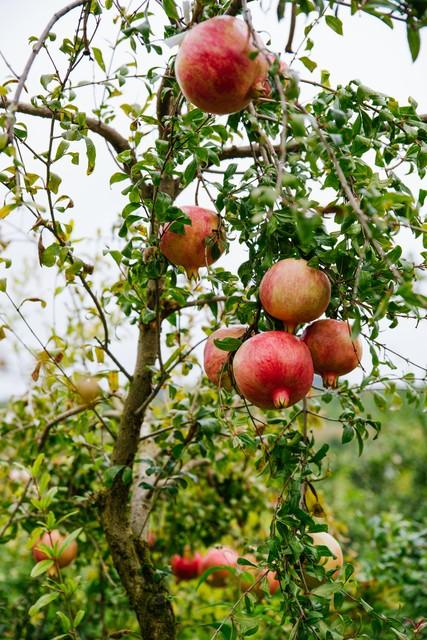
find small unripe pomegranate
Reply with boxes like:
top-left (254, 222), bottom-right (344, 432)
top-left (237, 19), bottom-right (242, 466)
top-left (75, 375), bottom-right (101, 404)
top-left (200, 546), bottom-right (238, 587)
top-left (32, 530), bottom-right (77, 569)
top-left (259, 259), bottom-right (331, 333)
top-left (160, 206), bottom-right (224, 280)
top-left (203, 325), bottom-right (246, 390)
top-left (175, 16), bottom-right (269, 115)
top-left (308, 531), bottom-right (343, 578)
top-left (232, 332), bottom-right (314, 409)
top-left (302, 319), bottom-right (363, 388)
top-left (171, 551), bottom-right (203, 582)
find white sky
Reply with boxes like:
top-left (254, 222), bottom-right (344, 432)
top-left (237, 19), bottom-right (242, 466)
top-left (0, 0), bottom-right (426, 400)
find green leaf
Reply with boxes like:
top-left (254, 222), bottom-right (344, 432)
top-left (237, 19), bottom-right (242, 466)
top-left (31, 454), bottom-right (45, 479)
top-left (56, 611), bottom-right (71, 632)
top-left (31, 559), bottom-right (54, 578)
top-left (213, 337), bottom-right (242, 352)
top-left (299, 56), bottom-right (317, 72)
top-left (407, 24), bottom-right (421, 61)
top-left (110, 172), bottom-right (128, 185)
top-left (325, 15), bottom-right (343, 35)
top-left (29, 592), bottom-right (58, 616)
top-left (74, 610), bottom-right (85, 627)
top-left (84, 137), bottom-right (96, 176)
top-left (104, 464), bottom-right (125, 487)
top-left (163, 0), bottom-right (179, 21)
top-left (54, 140), bottom-right (70, 162)
top-left (58, 528), bottom-right (82, 556)
top-left (92, 47), bottom-right (106, 72)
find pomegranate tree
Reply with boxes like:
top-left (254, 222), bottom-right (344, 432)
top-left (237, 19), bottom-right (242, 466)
top-left (171, 551), bottom-right (202, 582)
top-left (203, 325), bottom-right (246, 389)
top-left (160, 205), bottom-right (224, 280)
top-left (32, 529), bottom-right (78, 569)
top-left (175, 16), bottom-right (270, 115)
top-left (259, 258), bottom-right (331, 333)
top-left (200, 546), bottom-right (238, 587)
top-left (302, 319), bottom-right (363, 388)
top-left (232, 331), bottom-right (314, 409)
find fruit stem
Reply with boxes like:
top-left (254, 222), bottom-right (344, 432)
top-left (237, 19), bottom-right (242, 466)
top-left (272, 388), bottom-right (290, 408)
top-left (283, 322), bottom-right (297, 334)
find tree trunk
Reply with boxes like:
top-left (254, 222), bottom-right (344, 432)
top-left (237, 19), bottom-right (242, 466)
top-left (101, 321), bottom-right (176, 639)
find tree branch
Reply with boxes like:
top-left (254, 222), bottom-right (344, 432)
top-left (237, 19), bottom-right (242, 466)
top-left (2, 99), bottom-right (130, 154)
top-left (7, 0), bottom-right (90, 141)
top-left (218, 140), bottom-right (300, 160)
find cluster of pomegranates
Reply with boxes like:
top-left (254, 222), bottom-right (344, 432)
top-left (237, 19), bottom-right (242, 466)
top-left (160, 204), bottom-right (362, 401)
top-left (171, 531), bottom-right (343, 593)
top-left (204, 257), bottom-right (362, 406)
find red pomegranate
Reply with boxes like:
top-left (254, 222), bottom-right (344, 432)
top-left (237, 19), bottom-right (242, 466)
top-left (302, 319), bottom-right (363, 388)
top-left (232, 331), bottom-right (314, 409)
top-left (160, 205), bottom-right (224, 280)
top-left (203, 325), bottom-right (246, 390)
top-left (171, 551), bottom-right (203, 582)
top-left (32, 529), bottom-right (77, 569)
top-left (200, 546), bottom-right (238, 587)
top-left (259, 259), bottom-right (331, 333)
top-left (175, 16), bottom-right (269, 115)
top-left (266, 570), bottom-right (280, 595)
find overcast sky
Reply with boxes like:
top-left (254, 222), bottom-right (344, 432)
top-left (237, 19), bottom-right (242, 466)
top-left (0, 1), bottom-right (426, 400)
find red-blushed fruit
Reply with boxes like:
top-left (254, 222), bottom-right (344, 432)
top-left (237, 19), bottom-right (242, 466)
top-left (175, 16), bottom-right (269, 115)
top-left (239, 560), bottom-right (280, 597)
top-left (32, 530), bottom-right (77, 569)
top-left (308, 531), bottom-right (343, 579)
top-left (259, 259), bottom-right (331, 333)
top-left (146, 530), bottom-right (156, 548)
top-left (171, 552), bottom-right (203, 582)
top-left (302, 319), bottom-right (363, 388)
top-left (266, 570), bottom-right (280, 595)
top-left (203, 325), bottom-right (246, 390)
top-left (159, 206), bottom-right (224, 280)
top-left (232, 331), bottom-right (314, 409)
top-left (200, 546), bottom-right (239, 587)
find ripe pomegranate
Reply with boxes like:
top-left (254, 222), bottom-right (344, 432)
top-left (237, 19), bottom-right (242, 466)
top-left (146, 530), bottom-right (156, 548)
top-left (200, 546), bottom-right (238, 587)
top-left (203, 325), bottom-right (246, 390)
top-left (32, 529), bottom-right (77, 569)
top-left (160, 206), bottom-right (224, 280)
top-left (302, 319), bottom-right (363, 388)
top-left (266, 570), bottom-right (280, 595)
top-left (308, 531), bottom-right (343, 579)
top-left (232, 332), bottom-right (314, 409)
top-left (259, 258), bottom-right (331, 333)
top-left (175, 16), bottom-right (269, 115)
top-left (75, 375), bottom-right (101, 404)
top-left (171, 551), bottom-right (203, 582)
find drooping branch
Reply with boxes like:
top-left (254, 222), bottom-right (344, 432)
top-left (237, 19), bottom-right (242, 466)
top-left (7, 0), bottom-right (91, 141)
